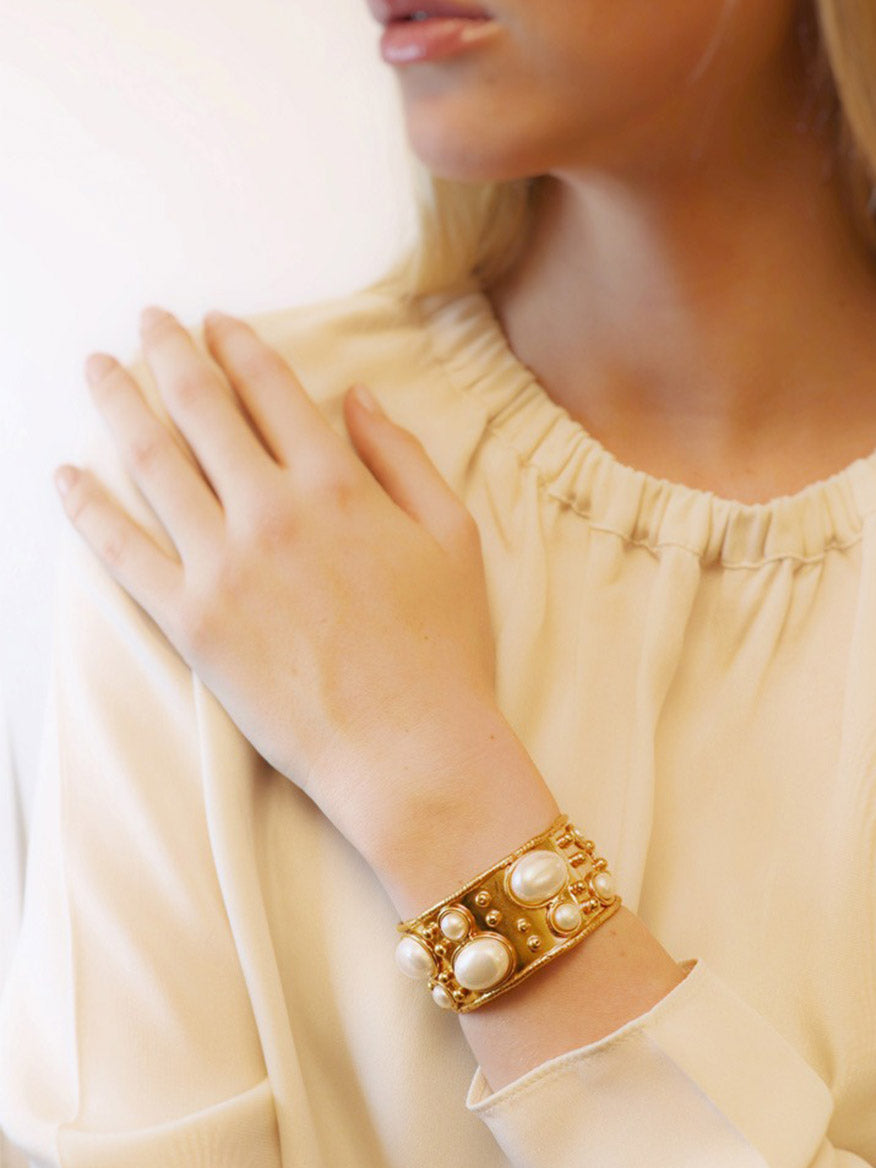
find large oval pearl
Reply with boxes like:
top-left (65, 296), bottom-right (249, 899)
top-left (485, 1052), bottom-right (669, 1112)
top-left (395, 936), bottom-right (436, 981)
top-left (593, 871), bottom-right (615, 900)
top-left (508, 850), bottom-right (568, 906)
top-left (439, 909), bottom-right (470, 942)
top-left (453, 936), bottom-right (513, 991)
top-left (550, 900), bottom-right (583, 934)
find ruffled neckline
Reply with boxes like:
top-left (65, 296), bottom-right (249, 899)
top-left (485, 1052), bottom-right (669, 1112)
top-left (416, 280), bottom-right (876, 567)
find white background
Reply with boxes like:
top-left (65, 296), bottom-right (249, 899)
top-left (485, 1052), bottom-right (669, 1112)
top-left (0, 0), bottom-right (412, 815)
top-left (0, 5), bottom-right (413, 1154)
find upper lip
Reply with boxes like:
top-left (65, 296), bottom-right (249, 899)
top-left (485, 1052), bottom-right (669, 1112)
top-left (367, 0), bottom-right (493, 26)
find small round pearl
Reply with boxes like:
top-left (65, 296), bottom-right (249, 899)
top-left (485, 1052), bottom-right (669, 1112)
top-left (395, 936), bottom-right (436, 981)
top-left (593, 871), bottom-right (615, 900)
top-left (431, 984), bottom-right (454, 1010)
top-left (439, 909), bottom-right (469, 942)
top-left (453, 936), bottom-right (513, 991)
top-left (550, 900), bottom-right (583, 933)
top-left (508, 850), bottom-right (568, 907)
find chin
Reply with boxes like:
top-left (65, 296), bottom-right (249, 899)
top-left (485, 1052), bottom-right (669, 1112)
top-left (402, 107), bottom-right (544, 184)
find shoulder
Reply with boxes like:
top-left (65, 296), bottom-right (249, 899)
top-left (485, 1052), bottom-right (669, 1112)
top-left (79, 280), bottom-right (452, 521)
top-left (244, 280), bottom-right (414, 349)
top-left (236, 281), bottom-right (435, 406)
top-left (113, 281), bottom-right (432, 426)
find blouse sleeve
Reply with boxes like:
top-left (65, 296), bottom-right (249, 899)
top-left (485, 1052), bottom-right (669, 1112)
top-left (465, 956), bottom-right (873, 1167)
top-left (0, 350), bottom-right (282, 1167)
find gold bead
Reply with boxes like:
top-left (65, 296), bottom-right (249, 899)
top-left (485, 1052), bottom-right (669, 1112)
top-left (438, 972), bottom-right (450, 983)
top-left (475, 891), bottom-right (491, 908)
top-left (570, 853), bottom-right (587, 867)
top-left (516, 918), bottom-right (530, 933)
top-left (434, 943), bottom-right (446, 957)
top-left (571, 882), bottom-right (586, 896)
top-left (527, 936), bottom-right (542, 951)
top-left (453, 989), bottom-right (466, 1003)
top-left (485, 910), bottom-right (502, 927)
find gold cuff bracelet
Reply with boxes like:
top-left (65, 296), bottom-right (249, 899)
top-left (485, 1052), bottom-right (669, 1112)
top-left (395, 814), bottom-right (622, 1013)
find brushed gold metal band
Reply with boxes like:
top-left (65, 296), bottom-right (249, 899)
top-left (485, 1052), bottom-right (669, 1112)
top-left (395, 814), bottom-right (622, 1013)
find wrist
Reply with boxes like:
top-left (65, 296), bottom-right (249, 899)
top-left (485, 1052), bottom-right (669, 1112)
top-left (364, 702), bottom-right (560, 920)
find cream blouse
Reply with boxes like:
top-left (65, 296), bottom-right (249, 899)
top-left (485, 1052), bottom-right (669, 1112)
top-left (0, 279), bottom-right (874, 1167)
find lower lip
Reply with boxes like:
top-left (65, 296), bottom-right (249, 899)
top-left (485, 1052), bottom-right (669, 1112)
top-left (380, 17), bottom-right (499, 65)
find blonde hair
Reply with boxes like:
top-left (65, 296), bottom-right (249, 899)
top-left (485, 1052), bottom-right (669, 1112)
top-left (817, 0), bottom-right (876, 228)
top-left (370, 0), bottom-right (876, 305)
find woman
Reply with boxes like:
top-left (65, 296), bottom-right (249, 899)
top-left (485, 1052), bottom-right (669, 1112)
top-left (0, 0), bottom-right (874, 1162)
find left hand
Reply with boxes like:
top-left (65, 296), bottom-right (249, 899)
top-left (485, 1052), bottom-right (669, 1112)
top-left (55, 306), bottom-right (503, 863)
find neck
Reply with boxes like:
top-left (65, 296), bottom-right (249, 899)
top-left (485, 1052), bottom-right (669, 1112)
top-left (487, 77), bottom-right (876, 501)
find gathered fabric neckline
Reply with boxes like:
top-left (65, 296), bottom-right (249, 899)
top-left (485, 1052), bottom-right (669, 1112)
top-left (415, 280), bottom-right (876, 568)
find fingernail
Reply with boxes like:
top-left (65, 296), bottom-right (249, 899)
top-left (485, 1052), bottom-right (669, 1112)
top-left (353, 384), bottom-right (383, 416)
top-left (140, 305), bottom-right (170, 331)
top-left (85, 352), bottom-right (116, 385)
top-left (54, 466), bottom-right (79, 498)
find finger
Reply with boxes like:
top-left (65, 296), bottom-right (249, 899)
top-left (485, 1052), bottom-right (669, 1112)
top-left (85, 352), bottom-right (223, 562)
top-left (203, 311), bottom-right (345, 469)
top-left (55, 465), bottom-right (183, 627)
top-left (344, 385), bottom-right (482, 561)
top-left (139, 307), bottom-right (271, 504)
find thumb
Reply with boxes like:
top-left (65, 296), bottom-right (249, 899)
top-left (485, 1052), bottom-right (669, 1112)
top-left (344, 384), bottom-right (479, 559)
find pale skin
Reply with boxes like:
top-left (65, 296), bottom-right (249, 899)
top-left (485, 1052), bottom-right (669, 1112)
top-left (54, 0), bottom-right (876, 1095)
top-left (396, 0), bottom-right (876, 502)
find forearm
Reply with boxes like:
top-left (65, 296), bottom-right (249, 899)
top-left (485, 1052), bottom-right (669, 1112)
top-left (367, 701), bottom-right (687, 1094)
